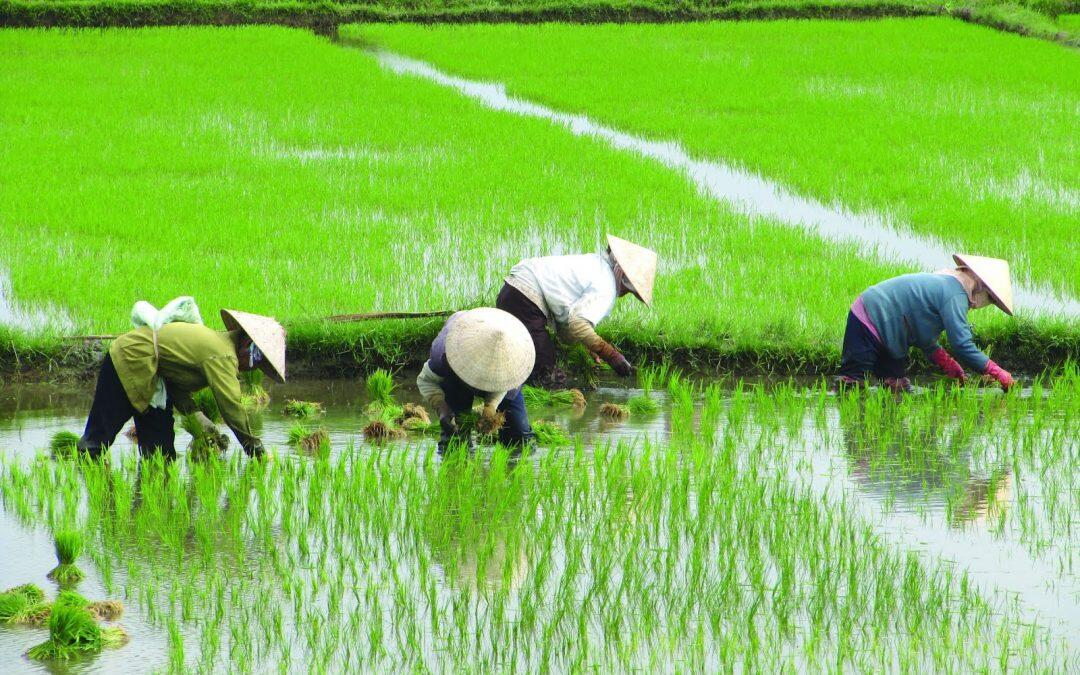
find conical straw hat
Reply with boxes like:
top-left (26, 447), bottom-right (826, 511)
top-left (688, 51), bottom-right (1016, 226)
top-left (607, 235), bottom-right (657, 307)
top-left (445, 308), bottom-right (535, 392)
top-left (952, 254), bottom-right (1014, 316)
top-left (220, 309), bottom-right (287, 382)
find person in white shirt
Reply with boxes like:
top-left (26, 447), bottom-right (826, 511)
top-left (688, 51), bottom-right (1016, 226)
top-left (496, 235), bottom-right (657, 386)
top-left (416, 308), bottom-right (536, 454)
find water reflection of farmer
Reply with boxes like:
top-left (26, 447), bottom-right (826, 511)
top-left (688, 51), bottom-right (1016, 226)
top-left (422, 454), bottom-right (529, 594)
top-left (838, 398), bottom-right (1012, 528)
top-left (836, 254), bottom-right (1015, 393)
top-left (416, 308), bottom-right (536, 454)
top-left (496, 235), bottom-right (657, 386)
top-left (78, 310), bottom-right (285, 459)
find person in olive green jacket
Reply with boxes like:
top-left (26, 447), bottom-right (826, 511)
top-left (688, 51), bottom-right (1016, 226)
top-left (77, 309), bottom-right (286, 459)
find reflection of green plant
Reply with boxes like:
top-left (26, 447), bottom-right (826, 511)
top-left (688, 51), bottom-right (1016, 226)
top-left (48, 530), bottom-right (85, 583)
top-left (26, 603), bottom-right (127, 661)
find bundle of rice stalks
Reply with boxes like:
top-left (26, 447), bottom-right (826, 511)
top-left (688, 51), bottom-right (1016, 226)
top-left (49, 431), bottom-right (80, 459)
top-left (181, 414), bottom-right (229, 461)
top-left (284, 399), bottom-right (324, 418)
top-left (191, 388), bottom-right (222, 423)
top-left (25, 603), bottom-right (128, 661)
top-left (627, 395), bottom-right (660, 415)
top-left (474, 411), bottom-right (506, 436)
top-left (0, 584), bottom-right (44, 623)
top-left (396, 403), bottom-right (439, 433)
top-left (599, 403), bottom-right (630, 421)
top-left (366, 369), bottom-right (397, 408)
top-left (363, 420), bottom-right (406, 443)
top-left (532, 421), bottom-right (572, 447)
top-left (240, 369), bottom-right (271, 407)
top-left (288, 424), bottom-right (330, 455)
top-left (47, 530), bottom-right (85, 584)
top-left (87, 600), bottom-right (124, 621)
top-left (522, 386), bottom-right (586, 409)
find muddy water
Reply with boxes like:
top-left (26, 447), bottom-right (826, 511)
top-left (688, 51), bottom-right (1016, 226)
top-left (0, 378), bottom-right (1076, 671)
top-left (364, 47), bottom-right (1080, 318)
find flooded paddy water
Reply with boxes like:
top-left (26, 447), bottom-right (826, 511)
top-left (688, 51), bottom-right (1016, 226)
top-left (0, 372), bottom-right (1076, 671)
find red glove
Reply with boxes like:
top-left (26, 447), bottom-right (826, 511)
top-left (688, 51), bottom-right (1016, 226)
top-left (984, 360), bottom-right (1014, 391)
top-left (929, 348), bottom-right (965, 382)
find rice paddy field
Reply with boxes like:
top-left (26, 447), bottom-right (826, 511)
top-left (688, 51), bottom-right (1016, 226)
top-left (1, 14), bottom-right (1078, 673)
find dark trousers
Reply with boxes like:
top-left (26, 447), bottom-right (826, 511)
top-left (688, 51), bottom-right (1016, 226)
top-left (79, 354), bottom-right (176, 459)
top-left (838, 311), bottom-right (907, 381)
top-left (496, 282), bottom-right (555, 384)
top-left (440, 374), bottom-right (533, 450)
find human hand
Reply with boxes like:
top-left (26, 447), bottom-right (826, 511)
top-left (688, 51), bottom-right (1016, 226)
top-left (929, 348), bottom-right (965, 382)
top-left (984, 360), bottom-right (1014, 391)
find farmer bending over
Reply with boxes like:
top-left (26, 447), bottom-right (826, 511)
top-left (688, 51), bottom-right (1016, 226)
top-left (77, 309), bottom-right (286, 459)
top-left (837, 254), bottom-right (1015, 393)
top-left (417, 308), bottom-right (535, 454)
top-left (497, 235), bottom-right (657, 386)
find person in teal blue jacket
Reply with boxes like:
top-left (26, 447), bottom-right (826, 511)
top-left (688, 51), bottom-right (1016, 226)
top-left (837, 254), bottom-right (1016, 392)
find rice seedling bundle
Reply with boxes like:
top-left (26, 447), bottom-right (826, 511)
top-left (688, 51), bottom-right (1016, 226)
top-left (599, 402), bottom-right (630, 420)
top-left (47, 529), bottom-right (85, 583)
top-left (192, 388), bottom-right (222, 423)
top-left (25, 603), bottom-right (128, 661)
top-left (49, 431), bottom-right (79, 459)
top-left (366, 369), bottom-right (397, 408)
top-left (283, 400), bottom-right (324, 418)
top-left (181, 414), bottom-right (229, 461)
top-left (627, 395), bottom-right (659, 415)
top-left (288, 424), bottom-right (330, 455)
top-left (241, 370), bottom-right (271, 407)
top-left (532, 420), bottom-right (571, 447)
top-left (522, 386), bottom-right (586, 409)
top-left (363, 420), bottom-right (407, 443)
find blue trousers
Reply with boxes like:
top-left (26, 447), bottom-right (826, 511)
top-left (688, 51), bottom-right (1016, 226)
top-left (441, 375), bottom-right (533, 448)
top-left (838, 310), bottom-right (907, 381)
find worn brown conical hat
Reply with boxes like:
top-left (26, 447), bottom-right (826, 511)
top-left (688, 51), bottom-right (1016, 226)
top-left (445, 308), bottom-right (535, 392)
top-left (952, 254), bottom-right (1014, 316)
top-left (607, 235), bottom-right (657, 307)
top-left (220, 309), bottom-right (287, 382)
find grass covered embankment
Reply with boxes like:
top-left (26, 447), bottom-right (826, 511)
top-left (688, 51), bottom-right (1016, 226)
top-left (0, 25), bottom-right (1076, 379)
top-left (2, 0), bottom-right (1079, 47)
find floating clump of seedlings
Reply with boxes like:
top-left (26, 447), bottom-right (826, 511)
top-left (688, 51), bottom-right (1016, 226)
top-left (240, 369), bottom-right (270, 407)
top-left (49, 431), bottom-right (80, 459)
top-left (363, 420), bottom-right (406, 443)
top-left (522, 386), bottom-right (586, 409)
top-left (599, 402), bottom-right (630, 420)
top-left (395, 403), bottom-right (439, 433)
top-left (627, 395), bottom-right (659, 415)
top-left (0, 584), bottom-right (45, 623)
top-left (283, 399), bottom-right (324, 418)
top-left (532, 420), bottom-right (571, 447)
top-left (25, 603), bottom-right (128, 661)
top-left (87, 599), bottom-right (124, 622)
top-left (47, 530), bottom-right (85, 584)
top-left (192, 387), bottom-right (222, 423)
top-left (366, 369), bottom-right (397, 409)
top-left (181, 414), bottom-right (229, 461)
top-left (288, 424), bottom-right (330, 455)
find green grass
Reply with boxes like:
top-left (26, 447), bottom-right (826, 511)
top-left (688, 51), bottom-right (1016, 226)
top-left (1, 25), bottom-right (1052, 378)
top-left (354, 19), bottom-right (1080, 302)
top-left (2, 370), bottom-right (1077, 670)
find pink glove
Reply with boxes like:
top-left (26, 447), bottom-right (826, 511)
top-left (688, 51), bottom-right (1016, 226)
top-left (929, 348), bottom-right (965, 382)
top-left (984, 360), bottom-right (1014, 391)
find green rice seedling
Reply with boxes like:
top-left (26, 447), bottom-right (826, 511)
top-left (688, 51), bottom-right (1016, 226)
top-left (49, 431), bottom-right (80, 459)
top-left (598, 402), bottom-right (630, 420)
top-left (288, 424), bottom-right (330, 455)
top-left (532, 421), bottom-right (571, 447)
top-left (284, 399), bottom-right (324, 418)
top-left (240, 369), bottom-right (270, 408)
top-left (191, 388), bottom-right (222, 423)
top-left (522, 386), bottom-right (586, 409)
top-left (366, 369), bottom-right (397, 408)
top-left (627, 395), bottom-right (659, 416)
top-left (181, 414), bottom-right (229, 461)
top-left (0, 585), bottom-right (40, 621)
top-left (26, 603), bottom-right (127, 661)
top-left (47, 530), bottom-right (85, 583)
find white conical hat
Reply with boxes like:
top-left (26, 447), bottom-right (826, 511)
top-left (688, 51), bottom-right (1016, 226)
top-left (445, 308), bottom-right (535, 392)
top-left (607, 235), bottom-right (657, 307)
top-left (952, 254), bottom-right (1014, 316)
top-left (220, 309), bottom-right (287, 382)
